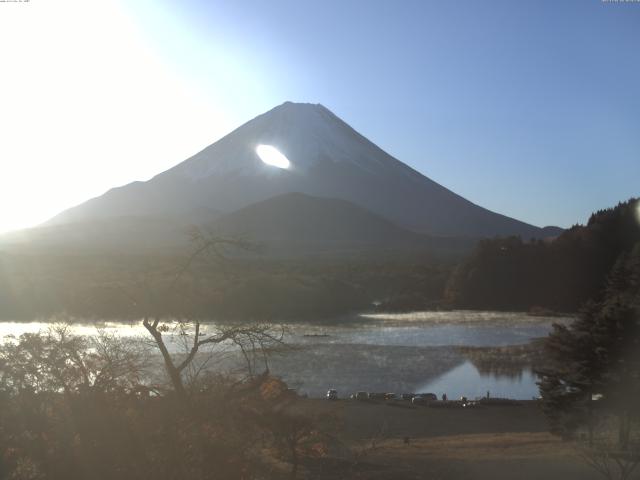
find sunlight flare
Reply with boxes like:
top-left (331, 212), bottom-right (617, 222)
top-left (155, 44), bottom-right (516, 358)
top-left (256, 144), bottom-right (290, 169)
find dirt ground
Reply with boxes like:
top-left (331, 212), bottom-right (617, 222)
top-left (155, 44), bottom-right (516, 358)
top-left (292, 400), bottom-right (601, 480)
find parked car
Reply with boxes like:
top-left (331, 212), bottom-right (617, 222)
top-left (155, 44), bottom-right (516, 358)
top-left (412, 392), bottom-right (438, 405)
top-left (326, 389), bottom-right (338, 400)
top-left (368, 392), bottom-right (386, 401)
top-left (286, 388), bottom-right (298, 397)
top-left (400, 393), bottom-right (415, 401)
top-left (384, 393), bottom-right (397, 400)
top-left (354, 391), bottom-right (369, 400)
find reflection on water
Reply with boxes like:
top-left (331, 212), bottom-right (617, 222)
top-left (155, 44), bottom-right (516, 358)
top-left (293, 310), bottom-right (569, 347)
top-left (269, 344), bottom-right (464, 398)
top-left (416, 361), bottom-right (540, 400)
top-left (0, 321), bottom-right (145, 340)
top-left (0, 321), bottom-right (218, 353)
top-left (0, 311), bottom-right (570, 346)
top-left (0, 311), bottom-right (565, 398)
top-left (360, 310), bottom-right (557, 323)
top-left (291, 323), bottom-right (550, 347)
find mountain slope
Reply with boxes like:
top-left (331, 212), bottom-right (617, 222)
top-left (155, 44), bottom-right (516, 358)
top-left (1, 193), bottom-right (474, 257)
top-left (211, 192), bottom-right (473, 255)
top-left (47, 101), bottom-right (556, 238)
top-left (0, 215), bottom-right (194, 253)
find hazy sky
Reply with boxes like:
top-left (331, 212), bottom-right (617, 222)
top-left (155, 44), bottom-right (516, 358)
top-left (1, 0), bottom-right (638, 233)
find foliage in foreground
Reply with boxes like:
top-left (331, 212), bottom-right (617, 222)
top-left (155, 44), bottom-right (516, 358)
top-left (538, 241), bottom-right (640, 479)
top-left (0, 328), bottom-right (332, 480)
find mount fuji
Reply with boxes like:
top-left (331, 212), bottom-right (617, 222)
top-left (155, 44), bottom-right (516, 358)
top-left (46, 102), bottom-right (558, 240)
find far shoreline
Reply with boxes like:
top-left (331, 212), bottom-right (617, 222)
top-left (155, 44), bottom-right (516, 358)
top-left (0, 308), bottom-right (576, 326)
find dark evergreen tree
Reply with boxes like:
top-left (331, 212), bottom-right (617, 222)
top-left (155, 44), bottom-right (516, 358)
top-left (446, 198), bottom-right (640, 312)
top-left (538, 243), bottom-right (640, 447)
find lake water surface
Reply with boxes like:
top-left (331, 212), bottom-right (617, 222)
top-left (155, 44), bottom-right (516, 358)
top-left (0, 311), bottom-right (570, 399)
top-left (416, 361), bottom-right (540, 400)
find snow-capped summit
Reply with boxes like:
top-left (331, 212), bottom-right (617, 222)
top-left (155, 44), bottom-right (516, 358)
top-left (172, 101), bottom-right (398, 179)
top-left (47, 101), bottom-right (556, 238)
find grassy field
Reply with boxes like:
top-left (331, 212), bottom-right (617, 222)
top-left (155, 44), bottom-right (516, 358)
top-left (291, 400), bottom-right (600, 480)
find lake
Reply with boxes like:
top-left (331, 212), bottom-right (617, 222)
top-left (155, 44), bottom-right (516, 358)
top-left (0, 310), bottom-right (570, 399)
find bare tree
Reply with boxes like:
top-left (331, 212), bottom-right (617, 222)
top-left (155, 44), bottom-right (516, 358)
top-left (143, 319), bottom-right (286, 399)
top-left (579, 441), bottom-right (640, 480)
top-left (131, 228), bottom-right (285, 400)
top-left (0, 324), bottom-right (149, 397)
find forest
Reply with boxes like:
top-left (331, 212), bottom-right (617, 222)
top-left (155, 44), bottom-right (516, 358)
top-left (0, 200), bottom-right (638, 479)
top-left (446, 198), bottom-right (640, 313)
top-left (1, 199), bottom-right (638, 322)
top-left (0, 249), bottom-right (452, 322)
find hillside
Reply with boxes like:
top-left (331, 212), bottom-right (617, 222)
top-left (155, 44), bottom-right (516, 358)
top-left (46, 102), bottom-right (560, 239)
top-left (446, 198), bottom-right (640, 312)
top-left (211, 192), bottom-right (475, 257)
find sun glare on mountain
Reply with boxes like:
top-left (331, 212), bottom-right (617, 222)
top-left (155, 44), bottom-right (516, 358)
top-left (256, 144), bottom-right (290, 169)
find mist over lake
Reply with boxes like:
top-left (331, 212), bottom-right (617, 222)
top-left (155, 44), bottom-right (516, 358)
top-left (0, 311), bottom-right (568, 399)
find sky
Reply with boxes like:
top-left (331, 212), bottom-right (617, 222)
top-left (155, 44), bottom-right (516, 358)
top-left (0, 0), bottom-right (638, 233)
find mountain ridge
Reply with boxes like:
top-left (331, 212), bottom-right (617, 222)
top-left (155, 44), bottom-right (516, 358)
top-left (211, 192), bottom-right (475, 256)
top-left (2, 193), bottom-right (476, 258)
top-left (46, 101), bottom-right (561, 239)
